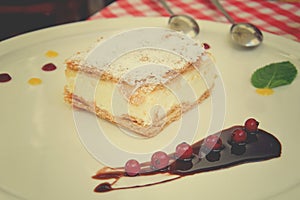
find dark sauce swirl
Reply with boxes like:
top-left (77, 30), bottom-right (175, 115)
top-left (93, 125), bottom-right (281, 192)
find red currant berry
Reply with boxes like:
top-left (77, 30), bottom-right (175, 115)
top-left (175, 142), bottom-right (193, 159)
top-left (125, 159), bottom-right (140, 176)
top-left (151, 151), bottom-right (170, 170)
top-left (232, 128), bottom-right (247, 143)
top-left (204, 135), bottom-right (222, 150)
top-left (245, 118), bottom-right (259, 132)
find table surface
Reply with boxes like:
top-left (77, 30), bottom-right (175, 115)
top-left (90, 0), bottom-right (300, 42)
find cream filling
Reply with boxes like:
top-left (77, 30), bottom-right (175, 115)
top-left (66, 68), bottom-right (208, 126)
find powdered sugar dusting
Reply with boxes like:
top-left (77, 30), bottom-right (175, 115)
top-left (108, 48), bottom-right (184, 85)
top-left (85, 27), bottom-right (204, 81)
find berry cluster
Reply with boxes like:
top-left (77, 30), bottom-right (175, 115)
top-left (124, 142), bottom-right (193, 176)
top-left (124, 118), bottom-right (259, 176)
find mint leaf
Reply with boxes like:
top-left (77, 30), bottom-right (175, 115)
top-left (251, 61), bottom-right (297, 89)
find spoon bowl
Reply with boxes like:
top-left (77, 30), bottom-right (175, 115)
top-left (211, 0), bottom-right (263, 47)
top-left (159, 0), bottom-right (200, 38)
top-left (168, 14), bottom-right (200, 38)
top-left (230, 23), bottom-right (263, 47)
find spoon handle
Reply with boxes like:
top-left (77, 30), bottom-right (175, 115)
top-left (210, 0), bottom-right (235, 24)
top-left (158, 0), bottom-right (175, 16)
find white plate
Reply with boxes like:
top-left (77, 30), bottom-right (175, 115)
top-left (0, 17), bottom-right (299, 200)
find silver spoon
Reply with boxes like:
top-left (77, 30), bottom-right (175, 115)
top-left (211, 0), bottom-right (263, 47)
top-left (159, 0), bottom-right (200, 38)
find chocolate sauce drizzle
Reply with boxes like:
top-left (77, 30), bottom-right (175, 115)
top-left (92, 125), bottom-right (281, 193)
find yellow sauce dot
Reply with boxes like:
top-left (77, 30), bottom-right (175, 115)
top-left (256, 88), bottom-right (274, 96)
top-left (45, 50), bottom-right (59, 58)
top-left (28, 78), bottom-right (42, 85)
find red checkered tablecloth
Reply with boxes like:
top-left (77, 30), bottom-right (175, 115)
top-left (90, 0), bottom-right (300, 42)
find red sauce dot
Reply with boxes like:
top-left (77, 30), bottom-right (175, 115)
top-left (0, 73), bottom-right (12, 83)
top-left (42, 63), bottom-right (57, 71)
top-left (202, 43), bottom-right (210, 50)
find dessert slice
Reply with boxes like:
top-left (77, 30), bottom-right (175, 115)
top-left (64, 28), bottom-right (216, 137)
